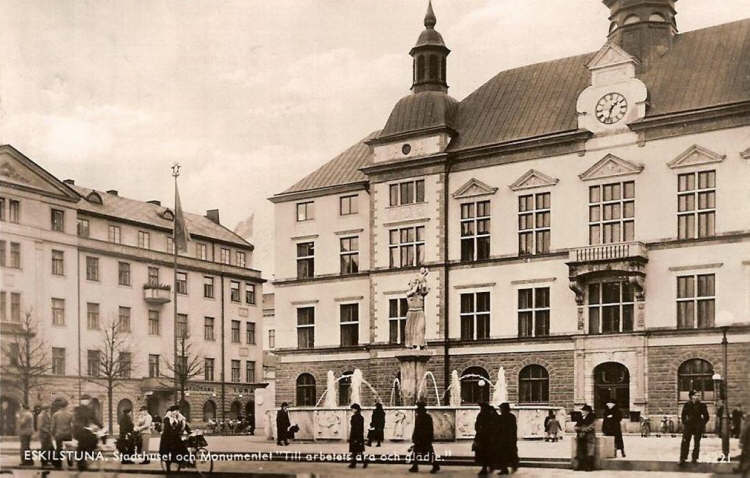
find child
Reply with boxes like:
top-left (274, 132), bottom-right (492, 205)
top-left (545, 411), bottom-right (562, 442)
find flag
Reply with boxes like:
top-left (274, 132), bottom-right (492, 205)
top-left (173, 182), bottom-right (191, 252)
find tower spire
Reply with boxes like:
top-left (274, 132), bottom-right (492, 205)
top-left (424, 0), bottom-right (436, 29)
top-left (410, 1), bottom-right (450, 93)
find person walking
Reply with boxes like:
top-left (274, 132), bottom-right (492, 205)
top-left (17, 404), bottom-right (34, 466)
top-left (118, 408), bottom-right (135, 464)
top-left (72, 394), bottom-right (103, 471)
top-left (680, 390), bottom-right (710, 466)
top-left (473, 402), bottom-right (497, 475)
top-left (368, 402), bottom-right (385, 447)
top-left (134, 406), bottom-right (153, 464)
top-left (602, 402), bottom-right (625, 457)
top-left (409, 401), bottom-right (439, 473)
top-left (574, 404), bottom-right (596, 471)
top-left (545, 410), bottom-right (562, 442)
top-left (50, 399), bottom-right (73, 469)
top-left (716, 399), bottom-right (725, 437)
top-left (276, 402), bottom-right (290, 446)
top-left (38, 406), bottom-right (54, 467)
top-left (348, 403), bottom-right (367, 468)
top-left (494, 402), bottom-right (519, 475)
top-left (732, 405), bottom-right (745, 439)
top-left (159, 405), bottom-right (191, 472)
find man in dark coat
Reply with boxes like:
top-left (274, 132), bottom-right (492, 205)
top-left (368, 402), bottom-right (385, 447)
top-left (680, 390), bottom-right (710, 465)
top-left (575, 404), bottom-right (596, 471)
top-left (495, 402), bottom-right (519, 475)
top-left (409, 402), bottom-right (439, 473)
top-left (732, 405), bottom-right (744, 439)
top-left (474, 402), bottom-right (498, 475)
top-left (118, 408), bottom-right (135, 464)
top-left (602, 402), bottom-right (625, 457)
top-left (348, 403), bottom-right (367, 468)
top-left (72, 395), bottom-right (103, 471)
top-left (50, 399), bottom-right (73, 469)
top-left (38, 406), bottom-right (54, 467)
top-left (276, 402), bottom-right (290, 446)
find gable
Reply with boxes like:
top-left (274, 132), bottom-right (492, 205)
top-left (509, 169), bottom-right (559, 191)
top-left (666, 145), bottom-right (726, 169)
top-left (579, 153), bottom-right (644, 181)
top-left (586, 42), bottom-right (637, 71)
top-left (452, 178), bottom-right (498, 199)
top-left (0, 146), bottom-right (79, 201)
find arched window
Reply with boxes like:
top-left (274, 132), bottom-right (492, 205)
top-left (179, 399), bottom-right (191, 422)
top-left (202, 400), bottom-right (217, 422)
top-left (229, 401), bottom-right (241, 419)
top-left (338, 371), bottom-right (353, 406)
top-left (440, 58), bottom-right (446, 84)
top-left (519, 365), bottom-right (549, 404)
top-left (429, 55), bottom-right (438, 81)
top-left (296, 373), bottom-right (316, 406)
top-left (649, 12), bottom-right (666, 22)
top-left (417, 56), bottom-right (425, 82)
top-left (117, 399), bottom-right (133, 424)
top-left (461, 366), bottom-right (490, 405)
top-left (0, 396), bottom-right (20, 435)
top-left (624, 14), bottom-right (640, 25)
top-left (678, 359), bottom-right (714, 401)
top-left (245, 401), bottom-right (255, 423)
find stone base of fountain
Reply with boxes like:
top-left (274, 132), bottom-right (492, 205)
top-left (395, 348), bottom-right (433, 405)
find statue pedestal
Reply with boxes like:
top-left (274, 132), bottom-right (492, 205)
top-left (395, 349), bottom-right (433, 406)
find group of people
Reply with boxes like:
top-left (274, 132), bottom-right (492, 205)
top-left (473, 402), bottom-right (519, 475)
top-left (207, 416), bottom-right (254, 435)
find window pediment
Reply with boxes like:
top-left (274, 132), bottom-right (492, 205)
top-left (579, 154), bottom-right (644, 181)
top-left (667, 145), bottom-right (725, 169)
top-left (509, 169), bottom-right (559, 191)
top-left (586, 42), bottom-right (638, 71)
top-left (452, 178), bottom-right (498, 199)
top-left (160, 209), bottom-right (174, 221)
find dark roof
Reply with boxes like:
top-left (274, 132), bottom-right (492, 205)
top-left (70, 184), bottom-right (252, 248)
top-left (276, 19), bottom-right (750, 196)
top-left (379, 92), bottom-right (459, 139)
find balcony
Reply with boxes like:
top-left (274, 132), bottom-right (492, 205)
top-left (568, 241), bottom-right (648, 264)
top-left (143, 283), bottom-right (171, 304)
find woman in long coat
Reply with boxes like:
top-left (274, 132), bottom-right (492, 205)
top-left (494, 402), bottom-right (519, 475)
top-left (369, 402), bottom-right (385, 447)
top-left (348, 403), bottom-right (367, 468)
top-left (409, 402), bottom-right (439, 473)
top-left (159, 405), bottom-right (191, 472)
top-left (474, 402), bottom-right (498, 474)
top-left (602, 402), bottom-right (625, 457)
top-left (575, 404), bottom-right (596, 471)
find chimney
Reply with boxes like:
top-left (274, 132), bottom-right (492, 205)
top-left (106, 189), bottom-right (119, 196)
top-left (63, 179), bottom-right (75, 185)
top-left (603, 0), bottom-right (677, 66)
top-left (147, 200), bottom-right (161, 206)
top-left (206, 209), bottom-right (220, 224)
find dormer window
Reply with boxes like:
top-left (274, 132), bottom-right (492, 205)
top-left (161, 209), bottom-right (174, 221)
top-left (623, 14), bottom-right (640, 25)
top-left (86, 191), bottom-right (102, 204)
top-left (649, 13), bottom-right (666, 22)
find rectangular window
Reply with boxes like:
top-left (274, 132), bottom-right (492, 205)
top-left (118, 352), bottom-right (131, 378)
top-left (518, 288), bottom-right (551, 337)
top-left (461, 201), bottom-right (491, 261)
top-left (51, 250), bottom-right (64, 275)
top-left (204, 317), bottom-right (215, 341)
top-left (52, 347), bottom-right (65, 375)
top-left (0, 198), bottom-right (4, 221)
top-left (196, 243), bottom-right (207, 260)
top-left (246, 321), bottom-right (256, 344)
top-left (86, 302), bottom-right (99, 330)
top-left (460, 292), bottom-right (491, 341)
top-left (518, 193), bottom-right (551, 255)
top-left (77, 218), bottom-right (89, 237)
top-left (236, 251), bottom-right (246, 268)
top-left (108, 225), bottom-right (121, 243)
top-left (269, 329), bottom-right (275, 349)
top-left (677, 274), bottom-right (715, 329)
top-left (87, 350), bottom-right (100, 377)
top-left (230, 281), bottom-right (240, 302)
top-left (176, 313), bottom-right (188, 339)
top-left (148, 310), bottom-right (160, 335)
top-left (340, 303), bottom-right (359, 346)
top-left (9, 242), bottom-right (20, 269)
top-left (246, 361), bottom-right (256, 383)
top-left (340, 236), bottom-right (359, 274)
top-left (0, 291), bottom-right (5, 321)
top-left (86, 256), bottom-right (99, 281)
top-left (296, 201), bottom-right (314, 221)
top-left (118, 306), bottom-right (131, 332)
top-left (678, 171), bottom-right (716, 239)
top-left (588, 181), bottom-right (635, 244)
top-left (389, 179), bottom-right (425, 206)
top-left (340, 195), bottom-right (358, 215)
top-left (231, 360), bottom-right (241, 382)
top-left (148, 267), bottom-right (159, 285)
top-left (231, 320), bottom-right (241, 343)
top-left (204, 358), bottom-right (215, 381)
top-left (51, 209), bottom-right (64, 232)
top-left (220, 248), bottom-right (230, 265)
top-left (10, 292), bottom-right (20, 321)
top-left (389, 298), bottom-right (408, 344)
top-left (245, 283), bottom-right (256, 304)
top-left (588, 281), bottom-right (635, 334)
top-left (9, 199), bottom-right (19, 223)
top-left (167, 236), bottom-right (174, 254)
top-left (51, 298), bottom-right (65, 326)
top-left (176, 271), bottom-right (187, 294)
top-left (148, 354), bottom-right (160, 377)
top-left (0, 241), bottom-right (5, 267)
top-left (118, 262), bottom-right (131, 286)
top-left (296, 242), bottom-right (315, 279)
top-left (138, 231), bottom-right (151, 249)
top-left (297, 307), bottom-right (315, 349)
top-left (389, 226), bottom-right (425, 268)
top-left (203, 276), bottom-right (214, 298)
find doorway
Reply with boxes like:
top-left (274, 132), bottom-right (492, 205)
top-left (593, 362), bottom-right (629, 417)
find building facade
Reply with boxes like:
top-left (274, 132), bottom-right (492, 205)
top-left (0, 145), bottom-right (265, 434)
top-left (270, 0), bottom-right (750, 428)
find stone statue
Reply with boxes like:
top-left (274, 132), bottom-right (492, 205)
top-left (405, 267), bottom-right (429, 349)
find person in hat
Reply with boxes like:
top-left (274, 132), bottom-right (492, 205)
top-left (574, 404), bottom-right (596, 471)
top-left (494, 402), bottom-right (519, 475)
top-left (134, 405), bottom-right (153, 464)
top-left (118, 408), bottom-right (135, 464)
top-left (276, 402), bottom-right (290, 446)
top-left (473, 402), bottom-right (498, 475)
top-left (680, 390), bottom-right (709, 465)
top-left (72, 394), bottom-right (102, 470)
top-left (348, 403), bottom-right (367, 468)
top-left (50, 398), bottom-right (72, 469)
top-left (17, 403), bottom-right (34, 466)
top-left (159, 404), bottom-right (191, 472)
top-left (409, 401), bottom-right (439, 473)
top-left (368, 402), bottom-right (385, 447)
top-left (38, 405), bottom-right (54, 467)
top-left (602, 401), bottom-right (625, 457)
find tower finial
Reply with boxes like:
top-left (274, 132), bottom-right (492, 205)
top-left (424, 0), bottom-right (436, 29)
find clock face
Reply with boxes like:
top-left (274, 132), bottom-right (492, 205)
top-left (595, 92), bottom-right (628, 124)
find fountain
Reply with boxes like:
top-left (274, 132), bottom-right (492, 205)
top-left (324, 370), bottom-right (337, 407)
top-left (449, 370), bottom-right (461, 407)
top-left (350, 369), bottom-right (363, 405)
top-left (491, 367), bottom-right (507, 405)
top-left (417, 371), bottom-right (441, 406)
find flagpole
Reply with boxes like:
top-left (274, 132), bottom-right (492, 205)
top-left (171, 163), bottom-right (180, 406)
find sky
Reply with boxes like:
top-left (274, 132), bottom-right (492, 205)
top-left (2, 0), bottom-right (750, 279)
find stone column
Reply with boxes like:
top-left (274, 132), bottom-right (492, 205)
top-left (574, 337), bottom-right (586, 408)
top-left (395, 350), bottom-right (432, 406)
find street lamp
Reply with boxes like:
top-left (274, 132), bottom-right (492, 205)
top-left (716, 310), bottom-right (734, 461)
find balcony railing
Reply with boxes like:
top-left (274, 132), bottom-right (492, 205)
top-left (143, 283), bottom-right (171, 304)
top-left (568, 241), bottom-right (648, 263)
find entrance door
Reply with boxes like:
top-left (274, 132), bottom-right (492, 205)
top-left (0, 397), bottom-right (19, 435)
top-left (593, 362), bottom-right (629, 417)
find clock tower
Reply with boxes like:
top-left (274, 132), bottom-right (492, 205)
top-left (604, 0), bottom-right (677, 66)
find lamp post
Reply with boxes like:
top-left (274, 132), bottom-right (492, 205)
top-left (715, 310), bottom-right (734, 461)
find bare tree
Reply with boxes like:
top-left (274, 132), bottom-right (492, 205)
top-left (163, 335), bottom-right (203, 410)
top-left (0, 311), bottom-right (49, 405)
top-left (87, 318), bottom-right (134, 433)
